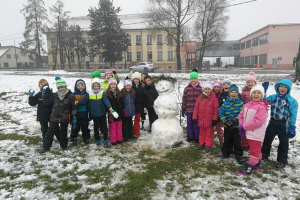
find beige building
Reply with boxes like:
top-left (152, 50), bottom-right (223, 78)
top-left (46, 14), bottom-right (177, 70)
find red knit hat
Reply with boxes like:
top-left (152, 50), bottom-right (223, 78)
top-left (246, 71), bottom-right (256, 82)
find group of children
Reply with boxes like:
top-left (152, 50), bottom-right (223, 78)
top-left (182, 71), bottom-right (298, 175)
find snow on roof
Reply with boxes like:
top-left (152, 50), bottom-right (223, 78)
top-left (0, 47), bottom-right (11, 58)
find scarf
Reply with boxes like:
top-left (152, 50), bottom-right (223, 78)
top-left (57, 89), bottom-right (69, 100)
top-left (111, 89), bottom-right (117, 98)
top-left (92, 89), bottom-right (100, 94)
top-left (191, 82), bottom-right (199, 88)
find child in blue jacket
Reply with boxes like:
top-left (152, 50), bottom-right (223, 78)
top-left (261, 79), bottom-right (298, 168)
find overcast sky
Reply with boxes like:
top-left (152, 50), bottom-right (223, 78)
top-left (0, 0), bottom-right (300, 49)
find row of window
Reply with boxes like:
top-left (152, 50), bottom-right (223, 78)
top-left (6, 54), bottom-right (19, 59)
top-left (241, 33), bottom-right (268, 50)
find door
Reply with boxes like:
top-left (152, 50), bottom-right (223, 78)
top-left (272, 58), bottom-right (277, 69)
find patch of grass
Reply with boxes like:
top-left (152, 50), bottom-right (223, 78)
top-left (0, 133), bottom-right (40, 145)
top-left (22, 180), bottom-right (38, 190)
top-left (0, 92), bottom-right (7, 98)
top-left (8, 157), bottom-right (20, 163)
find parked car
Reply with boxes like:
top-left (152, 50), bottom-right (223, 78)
top-left (129, 62), bottom-right (158, 72)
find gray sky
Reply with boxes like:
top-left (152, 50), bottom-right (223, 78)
top-left (0, 0), bottom-right (300, 49)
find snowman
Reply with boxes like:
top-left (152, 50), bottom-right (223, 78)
top-left (151, 75), bottom-right (184, 148)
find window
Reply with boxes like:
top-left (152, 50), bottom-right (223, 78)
top-left (246, 40), bottom-right (251, 48)
top-left (137, 51), bottom-right (142, 61)
top-left (252, 37), bottom-right (258, 46)
top-left (14, 54), bottom-right (19, 59)
top-left (157, 51), bottom-right (163, 61)
top-left (90, 54), bottom-right (94, 62)
top-left (260, 33), bottom-right (268, 45)
top-left (4, 63), bottom-right (9, 67)
top-left (147, 35), bottom-right (152, 45)
top-left (233, 44), bottom-right (240, 50)
top-left (52, 53), bottom-right (56, 63)
top-left (167, 34), bottom-right (173, 45)
top-left (127, 34), bottom-right (131, 46)
top-left (127, 52), bottom-right (132, 61)
top-left (6, 54), bottom-right (11, 59)
top-left (168, 51), bottom-right (173, 61)
top-left (240, 42), bottom-right (245, 50)
top-left (147, 51), bottom-right (152, 61)
top-left (99, 53), bottom-right (103, 62)
top-left (136, 35), bottom-right (141, 45)
top-left (169, 66), bottom-right (172, 69)
top-left (51, 38), bottom-right (56, 47)
top-left (157, 34), bottom-right (163, 45)
top-left (81, 55), bottom-right (85, 62)
top-left (70, 52), bottom-right (74, 63)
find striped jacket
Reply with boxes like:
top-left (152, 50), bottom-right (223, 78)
top-left (219, 97), bottom-right (244, 128)
top-left (182, 83), bottom-right (202, 112)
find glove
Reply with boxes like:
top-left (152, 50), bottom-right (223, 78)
top-left (181, 109), bottom-right (187, 117)
top-left (144, 108), bottom-right (148, 114)
top-left (223, 120), bottom-right (233, 127)
top-left (72, 117), bottom-right (77, 129)
top-left (231, 118), bottom-right (239, 124)
top-left (193, 119), bottom-right (198, 124)
top-left (110, 109), bottom-right (119, 119)
top-left (112, 70), bottom-right (116, 74)
top-left (262, 82), bottom-right (269, 94)
top-left (211, 120), bottom-right (217, 127)
top-left (288, 125), bottom-right (296, 138)
top-left (123, 109), bottom-right (128, 117)
top-left (29, 89), bottom-right (35, 97)
top-left (42, 84), bottom-right (49, 94)
top-left (238, 125), bottom-right (245, 137)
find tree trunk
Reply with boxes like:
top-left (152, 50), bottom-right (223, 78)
top-left (176, 0), bottom-right (182, 71)
top-left (35, 6), bottom-right (41, 68)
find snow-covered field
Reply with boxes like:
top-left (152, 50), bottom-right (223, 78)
top-left (0, 70), bottom-right (299, 199)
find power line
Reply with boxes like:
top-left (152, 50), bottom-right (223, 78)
top-left (0, 32), bottom-right (23, 40)
top-left (0, 37), bottom-right (23, 42)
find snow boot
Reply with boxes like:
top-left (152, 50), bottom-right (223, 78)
top-left (39, 148), bottom-right (49, 154)
top-left (252, 161), bottom-right (261, 172)
top-left (196, 144), bottom-right (205, 150)
top-left (276, 162), bottom-right (286, 168)
top-left (72, 139), bottom-right (78, 146)
top-left (62, 147), bottom-right (69, 151)
top-left (111, 142), bottom-right (117, 145)
top-left (95, 140), bottom-right (101, 146)
top-left (235, 156), bottom-right (244, 164)
top-left (205, 145), bottom-right (216, 153)
top-left (261, 153), bottom-right (269, 161)
top-left (220, 154), bottom-right (229, 159)
top-left (117, 141), bottom-right (122, 144)
top-left (236, 163), bottom-right (255, 176)
top-left (103, 140), bottom-right (109, 147)
top-left (84, 139), bottom-right (90, 145)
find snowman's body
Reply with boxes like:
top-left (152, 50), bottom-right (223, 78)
top-left (151, 80), bottom-right (183, 148)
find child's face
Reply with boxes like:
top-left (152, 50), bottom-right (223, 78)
top-left (133, 78), bottom-right (140, 84)
top-left (278, 86), bottom-right (288, 95)
top-left (247, 80), bottom-right (256, 89)
top-left (58, 87), bottom-right (67, 93)
top-left (110, 83), bottom-right (117, 90)
top-left (251, 90), bottom-right (263, 102)
top-left (145, 78), bottom-right (152, 86)
top-left (105, 74), bottom-right (112, 80)
top-left (223, 83), bottom-right (230, 92)
top-left (213, 86), bottom-right (220, 93)
top-left (125, 85), bottom-right (131, 91)
top-left (39, 82), bottom-right (47, 89)
top-left (77, 83), bottom-right (84, 92)
top-left (229, 90), bottom-right (238, 99)
top-left (204, 88), bottom-right (211, 95)
top-left (93, 83), bottom-right (100, 90)
top-left (141, 74), bottom-right (146, 81)
top-left (190, 78), bottom-right (198, 85)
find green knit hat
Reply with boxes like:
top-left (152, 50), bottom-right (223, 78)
top-left (55, 76), bottom-right (67, 89)
top-left (190, 72), bottom-right (199, 80)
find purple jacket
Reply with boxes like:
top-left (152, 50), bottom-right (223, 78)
top-left (182, 83), bottom-right (202, 112)
top-left (123, 91), bottom-right (135, 117)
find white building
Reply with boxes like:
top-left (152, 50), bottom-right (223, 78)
top-left (0, 46), bottom-right (36, 68)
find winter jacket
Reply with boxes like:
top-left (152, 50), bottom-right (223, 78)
top-left (132, 82), bottom-right (146, 114)
top-left (144, 84), bottom-right (159, 109)
top-left (101, 73), bottom-right (120, 92)
top-left (107, 91), bottom-right (125, 123)
top-left (219, 91), bottom-right (242, 107)
top-left (264, 79), bottom-right (298, 128)
top-left (192, 93), bottom-right (219, 128)
top-left (182, 82), bottom-right (203, 112)
top-left (123, 91), bottom-right (135, 117)
top-left (29, 92), bottom-right (52, 122)
top-left (73, 79), bottom-right (89, 119)
top-left (219, 97), bottom-right (244, 128)
top-left (89, 78), bottom-right (112, 118)
top-left (43, 89), bottom-right (77, 123)
top-left (241, 88), bottom-right (252, 104)
top-left (238, 100), bottom-right (269, 142)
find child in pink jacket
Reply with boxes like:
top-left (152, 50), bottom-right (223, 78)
top-left (193, 82), bottom-right (219, 153)
top-left (236, 85), bottom-right (269, 176)
top-left (241, 71), bottom-right (257, 151)
top-left (212, 80), bottom-right (224, 148)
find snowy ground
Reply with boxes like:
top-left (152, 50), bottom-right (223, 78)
top-left (0, 70), bottom-right (299, 199)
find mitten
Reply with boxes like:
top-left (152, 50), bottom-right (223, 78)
top-left (42, 84), bottom-right (49, 94)
top-left (112, 70), bottom-right (116, 74)
top-left (181, 109), bottom-right (186, 117)
top-left (211, 120), bottom-right (217, 127)
top-left (144, 108), bottom-right (148, 114)
top-left (72, 117), bottom-right (77, 130)
top-left (29, 89), bottom-right (35, 97)
top-left (238, 125), bottom-right (245, 136)
top-left (262, 82), bottom-right (269, 94)
top-left (123, 109), bottom-right (128, 117)
top-left (110, 110), bottom-right (119, 119)
top-left (288, 125), bottom-right (296, 138)
top-left (193, 119), bottom-right (198, 124)
top-left (231, 118), bottom-right (239, 124)
top-left (223, 120), bottom-right (233, 127)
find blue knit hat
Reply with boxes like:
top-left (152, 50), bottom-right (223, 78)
top-left (229, 84), bottom-right (239, 94)
top-left (55, 76), bottom-right (67, 89)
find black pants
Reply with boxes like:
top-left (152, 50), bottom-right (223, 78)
top-left (93, 116), bottom-right (108, 141)
top-left (39, 121), bottom-right (49, 142)
top-left (122, 116), bottom-right (133, 140)
top-left (147, 107), bottom-right (158, 132)
top-left (44, 122), bottom-right (68, 150)
top-left (222, 127), bottom-right (243, 158)
top-left (71, 118), bottom-right (90, 141)
top-left (261, 119), bottom-right (289, 164)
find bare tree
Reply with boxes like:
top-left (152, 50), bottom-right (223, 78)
top-left (145, 0), bottom-right (196, 71)
top-left (194, 0), bottom-right (228, 70)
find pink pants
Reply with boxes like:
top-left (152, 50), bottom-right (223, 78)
top-left (133, 113), bottom-right (141, 136)
top-left (214, 120), bottom-right (224, 139)
top-left (242, 135), bottom-right (249, 147)
top-left (199, 127), bottom-right (214, 148)
top-left (247, 139), bottom-right (262, 166)
top-left (109, 121), bottom-right (122, 143)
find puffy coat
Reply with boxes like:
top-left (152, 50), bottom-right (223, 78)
top-left (132, 82), bottom-right (146, 114)
top-left (192, 93), bottom-right (219, 128)
top-left (182, 82), bottom-right (203, 112)
top-left (101, 73), bottom-right (120, 92)
top-left (123, 91), bottom-right (135, 117)
top-left (29, 91), bottom-right (53, 122)
top-left (219, 91), bottom-right (242, 107)
top-left (219, 97), bottom-right (244, 128)
top-left (144, 84), bottom-right (159, 109)
top-left (107, 91), bottom-right (125, 123)
top-left (43, 89), bottom-right (77, 123)
top-left (73, 79), bottom-right (89, 118)
top-left (238, 100), bottom-right (269, 142)
top-left (241, 88), bottom-right (252, 104)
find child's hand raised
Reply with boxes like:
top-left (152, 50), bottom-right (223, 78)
top-left (75, 101), bottom-right (79, 105)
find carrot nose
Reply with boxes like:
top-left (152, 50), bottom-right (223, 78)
top-left (162, 87), bottom-right (165, 90)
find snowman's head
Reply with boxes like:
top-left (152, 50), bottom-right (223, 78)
top-left (155, 80), bottom-right (174, 95)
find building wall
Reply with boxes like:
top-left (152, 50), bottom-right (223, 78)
top-left (180, 41), bottom-right (196, 70)
top-left (0, 47), bottom-right (35, 68)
